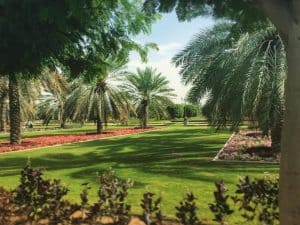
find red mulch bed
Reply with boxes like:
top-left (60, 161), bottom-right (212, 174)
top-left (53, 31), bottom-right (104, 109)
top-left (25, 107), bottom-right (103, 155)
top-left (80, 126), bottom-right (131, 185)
top-left (0, 127), bottom-right (157, 154)
top-left (217, 130), bottom-right (280, 162)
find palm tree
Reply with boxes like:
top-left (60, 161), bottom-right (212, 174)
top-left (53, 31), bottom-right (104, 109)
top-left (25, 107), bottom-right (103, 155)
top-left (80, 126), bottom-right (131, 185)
top-left (19, 79), bottom-right (41, 123)
top-left (0, 68), bottom-right (69, 142)
top-left (64, 60), bottom-right (132, 134)
top-left (8, 73), bottom-right (21, 144)
top-left (38, 69), bottom-right (70, 128)
top-left (122, 67), bottom-right (175, 128)
top-left (173, 23), bottom-right (286, 152)
top-left (0, 75), bottom-right (40, 143)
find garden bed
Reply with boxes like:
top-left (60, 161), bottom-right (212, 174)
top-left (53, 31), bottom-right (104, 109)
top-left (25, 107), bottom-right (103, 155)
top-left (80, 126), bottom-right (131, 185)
top-left (0, 127), bottom-right (157, 154)
top-left (213, 130), bottom-right (280, 163)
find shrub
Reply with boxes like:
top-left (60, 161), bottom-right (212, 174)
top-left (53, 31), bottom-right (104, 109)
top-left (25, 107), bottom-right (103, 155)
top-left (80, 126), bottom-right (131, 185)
top-left (13, 162), bottom-right (70, 223)
top-left (232, 176), bottom-right (279, 225)
top-left (167, 104), bottom-right (184, 119)
top-left (89, 168), bottom-right (133, 223)
top-left (175, 192), bottom-right (201, 225)
top-left (183, 104), bottom-right (199, 118)
top-left (140, 192), bottom-right (163, 225)
top-left (209, 181), bottom-right (233, 225)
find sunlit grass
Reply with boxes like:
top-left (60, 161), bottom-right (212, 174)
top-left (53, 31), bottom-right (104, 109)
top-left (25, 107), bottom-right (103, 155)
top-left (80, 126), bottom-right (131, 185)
top-left (0, 125), bottom-right (279, 224)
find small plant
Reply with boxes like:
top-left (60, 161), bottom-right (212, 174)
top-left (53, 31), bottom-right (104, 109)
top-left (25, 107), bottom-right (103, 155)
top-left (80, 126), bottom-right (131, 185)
top-left (209, 181), bottom-right (233, 225)
top-left (175, 192), bottom-right (201, 225)
top-left (89, 168), bottom-right (133, 223)
top-left (239, 145), bottom-right (247, 153)
top-left (232, 176), bottom-right (279, 225)
top-left (140, 192), bottom-right (163, 225)
top-left (80, 183), bottom-right (91, 208)
top-left (13, 161), bottom-right (69, 223)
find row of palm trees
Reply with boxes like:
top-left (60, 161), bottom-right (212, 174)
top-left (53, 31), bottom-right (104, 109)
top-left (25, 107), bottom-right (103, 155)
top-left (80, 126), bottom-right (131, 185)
top-left (1, 64), bottom-right (175, 144)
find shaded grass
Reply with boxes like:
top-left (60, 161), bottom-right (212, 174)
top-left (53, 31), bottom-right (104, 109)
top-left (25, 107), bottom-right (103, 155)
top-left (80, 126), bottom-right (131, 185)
top-left (0, 125), bottom-right (278, 224)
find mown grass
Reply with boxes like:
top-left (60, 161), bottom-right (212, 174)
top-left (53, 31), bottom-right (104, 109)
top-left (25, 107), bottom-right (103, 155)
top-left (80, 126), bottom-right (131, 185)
top-left (0, 125), bottom-right (279, 224)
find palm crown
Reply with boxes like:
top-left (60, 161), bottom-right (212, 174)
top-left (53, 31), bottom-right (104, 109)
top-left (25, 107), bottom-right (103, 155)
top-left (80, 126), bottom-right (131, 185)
top-left (122, 67), bottom-right (175, 128)
top-left (173, 22), bottom-right (286, 151)
top-left (64, 59), bottom-right (133, 133)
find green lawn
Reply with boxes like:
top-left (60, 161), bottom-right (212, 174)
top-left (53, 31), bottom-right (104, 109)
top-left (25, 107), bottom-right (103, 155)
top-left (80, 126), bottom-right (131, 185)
top-left (0, 125), bottom-right (279, 223)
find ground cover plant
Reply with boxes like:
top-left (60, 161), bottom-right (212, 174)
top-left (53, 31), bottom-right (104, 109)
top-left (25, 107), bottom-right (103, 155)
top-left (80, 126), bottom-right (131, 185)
top-left (0, 127), bottom-right (156, 154)
top-left (0, 122), bottom-right (162, 142)
top-left (0, 124), bottom-right (123, 142)
top-left (216, 131), bottom-right (279, 162)
top-left (0, 126), bottom-right (278, 223)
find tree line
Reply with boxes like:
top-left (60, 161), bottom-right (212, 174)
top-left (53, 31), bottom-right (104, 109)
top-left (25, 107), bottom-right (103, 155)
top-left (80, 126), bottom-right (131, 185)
top-left (1, 65), bottom-right (176, 137)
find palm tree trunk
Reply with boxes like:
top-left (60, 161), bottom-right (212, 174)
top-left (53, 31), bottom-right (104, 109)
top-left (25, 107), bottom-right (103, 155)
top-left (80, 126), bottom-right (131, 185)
top-left (60, 101), bottom-right (65, 128)
top-left (270, 119), bottom-right (282, 153)
top-left (279, 22), bottom-right (300, 225)
top-left (96, 107), bottom-right (103, 134)
top-left (96, 115), bottom-right (103, 134)
top-left (8, 73), bottom-right (21, 144)
top-left (0, 94), bottom-right (7, 132)
top-left (60, 118), bottom-right (66, 129)
top-left (141, 100), bottom-right (149, 129)
top-left (270, 105), bottom-right (283, 152)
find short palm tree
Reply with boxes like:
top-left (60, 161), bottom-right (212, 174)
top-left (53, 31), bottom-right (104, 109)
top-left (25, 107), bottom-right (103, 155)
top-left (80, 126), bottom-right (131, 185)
top-left (19, 79), bottom-right (41, 122)
top-left (122, 67), bottom-right (175, 128)
top-left (173, 22), bottom-right (286, 152)
top-left (38, 69), bottom-right (70, 128)
top-left (64, 60), bottom-right (132, 134)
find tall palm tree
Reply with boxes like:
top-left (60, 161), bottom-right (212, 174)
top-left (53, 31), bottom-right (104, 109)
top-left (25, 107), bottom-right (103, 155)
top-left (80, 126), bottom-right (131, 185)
top-left (173, 23), bottom-right (286, 152)
top-left (8, 73), bottom-right (21, 144)
top-left (0, 75), bottom-right (40, 142)
top-left (122, 67), bottom-right (175, 128)
top-left (64, 60), bottom-right (132, 134)
top-left (0, 77), bottom-right (39, 135)
top-left (0, 68), bottom-right (69, 142)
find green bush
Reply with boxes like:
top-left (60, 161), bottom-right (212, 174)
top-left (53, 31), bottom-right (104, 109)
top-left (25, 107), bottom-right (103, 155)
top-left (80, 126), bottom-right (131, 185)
top-left (183, 104), bottom-right (199, 118)
top-left (167, 104), bottom-right (200, 119)
top-left (167, 104), bottom-right (184, 119)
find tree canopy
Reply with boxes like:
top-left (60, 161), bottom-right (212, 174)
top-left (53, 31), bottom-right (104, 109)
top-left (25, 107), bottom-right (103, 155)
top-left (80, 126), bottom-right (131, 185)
top-left (144, 0), bottom-right (267, 29)
top-left (0, 0), bottom-right (158, 76)
top-left (122, 67), bottom-right (175, 128)
top-left (173, 22), bottom-right (285, 150)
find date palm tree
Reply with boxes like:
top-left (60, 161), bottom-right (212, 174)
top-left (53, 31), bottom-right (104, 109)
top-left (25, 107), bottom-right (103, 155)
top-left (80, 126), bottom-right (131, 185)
top-left (0, 77), bottom-right (39, 135)
top-left (0, 68), bottom-right (69, 142)
top-left (173, 22), bottom-right (286, 152)
top-left (64, 60), bottom-right (133, 134)
top-left (122, 67), bottom-right (175, 128)
top-left (0, 75), bottom-right (40, 141)
top-left (38, 69), bottom-right (70, 128)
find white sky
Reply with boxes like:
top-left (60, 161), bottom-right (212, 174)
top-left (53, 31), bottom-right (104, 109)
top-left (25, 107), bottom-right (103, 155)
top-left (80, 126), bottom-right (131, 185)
top-left (128, 12), bottom-right (216, 103)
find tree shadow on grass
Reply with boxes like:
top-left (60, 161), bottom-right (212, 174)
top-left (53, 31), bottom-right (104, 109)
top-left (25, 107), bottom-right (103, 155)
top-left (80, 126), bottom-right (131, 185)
top-left (0, 127), bottom-right (278, 187)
